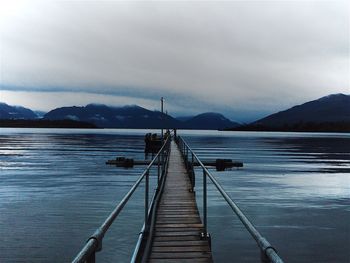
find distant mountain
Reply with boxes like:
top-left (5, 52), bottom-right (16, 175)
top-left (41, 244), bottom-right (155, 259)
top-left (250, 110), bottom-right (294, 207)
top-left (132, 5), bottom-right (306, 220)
top-left (34, 110), bottom-right (46, 118)
top-left (184, 112), bottom-right (240, 130)
top-left (176, 116), bottom-right (194, 122)
top-left (254, 93), bottom-right (350, 127)
top-left (227, 94), bottom-right (350, 132)
top-left (0, 119), bottom-right (97, 128)
top-left (44, 104), bottom-right (181, 128)
top-left (44, 104), bottom-right (238, 129)
top-left (0, 102), bottom-right (38, 119)
top-left (0, 101), bottom-right (239, 130)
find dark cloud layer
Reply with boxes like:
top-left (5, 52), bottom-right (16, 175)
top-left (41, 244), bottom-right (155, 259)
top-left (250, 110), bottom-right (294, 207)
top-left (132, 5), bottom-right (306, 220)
top-left (0, 0), bottom-right (348, 121)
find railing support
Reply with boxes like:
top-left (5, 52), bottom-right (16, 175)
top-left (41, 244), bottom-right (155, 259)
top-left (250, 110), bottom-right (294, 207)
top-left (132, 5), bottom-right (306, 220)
top-left (202, 168), bottom-right (208, 236)
top-left (157, 155), bottom-right (160, 187)
top-left (176, 136), bottom-right (284, 263)
top-left (161, 151), bottom-right (165, 177)
top-left (87, 253), bottom-right (95, 263)
top-left (191, 153), bottom-right (195, 191)
top-left (145, 170), bottom-right (149, 233)
top-left (73, 137), bottom-right (171, 263)
top-left (261, 250), bottom-right (270, 263)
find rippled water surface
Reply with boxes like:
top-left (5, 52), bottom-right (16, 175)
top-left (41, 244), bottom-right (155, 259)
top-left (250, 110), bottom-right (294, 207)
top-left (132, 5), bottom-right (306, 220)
top-left (0, 128), bottom-right (349, 262)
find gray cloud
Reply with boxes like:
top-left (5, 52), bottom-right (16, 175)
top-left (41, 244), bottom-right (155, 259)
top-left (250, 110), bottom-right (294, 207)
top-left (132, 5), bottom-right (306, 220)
top-left (0, 0), bottom-right (349, 122)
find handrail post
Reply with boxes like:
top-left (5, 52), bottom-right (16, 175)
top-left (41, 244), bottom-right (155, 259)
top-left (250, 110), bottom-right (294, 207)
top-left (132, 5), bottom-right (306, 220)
top-left (157, 155), bottom-right (160, 187)
top-left (202, 168), bottom-right (208, 237)
top-left (183, 141), bottom-right (185, 156)
top-left (261, 250), bottom-right (271, 263)
top-left (162, 149), bottom-right (165, 176)
top-left (145, 170), bottom-right (149, 233)
top-left (87, 253), bottom-right (95, 263)
top-left (175, 136), bottom-right (283, 262)
top-left (202, 169), bottom-right (210, 245)
top-left (73, 138), bottom-right (171, 263)
top-left (191, 153), bottom-right (195, 191)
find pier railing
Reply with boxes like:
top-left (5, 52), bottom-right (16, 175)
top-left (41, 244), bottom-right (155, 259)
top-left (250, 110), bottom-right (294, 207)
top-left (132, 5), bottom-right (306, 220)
top-left (176, 135), bottom-right (284, 263)
top-left (72, 137), bottom-right (171, 263)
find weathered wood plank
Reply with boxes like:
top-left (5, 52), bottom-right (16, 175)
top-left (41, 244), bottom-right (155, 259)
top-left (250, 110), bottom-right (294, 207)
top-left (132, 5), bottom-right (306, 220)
top-left (152, 246), bottom-right (210, 252)
top-left (157, 211), bottom-right (199, 214)
top-left (149, 259), bottom-right (211, 263)
top-left (156, 218), bottom-right (201, 223)
top-left (160, 202), bottom-right (196, 205)
top-left (152, 240), bottom-right (208, 247)
top-left (155, 228), bottom-right (202, 233)
top-left (158, 208), bottom-right (197, 211)
top-left (150, 252), bottom-right (211, 259)
top-left (154, 231), bottom-right (201, 237)
top-left (157, 214), bottom-right (199, 218)
top-left (157, 214), bottom-right (199, 217)
top-left (158, 207), bottom-right (197, 210)
top-left (153, 223), bottom-right (204, 228)
top-left (153, 235), bottom-right (201, 242)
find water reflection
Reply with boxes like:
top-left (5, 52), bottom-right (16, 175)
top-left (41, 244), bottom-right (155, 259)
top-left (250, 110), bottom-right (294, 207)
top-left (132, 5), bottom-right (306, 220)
top-left (184, 132), bottom-right (350, 263)
top-left (0, 130), bottom-right (151, 262)
top-left (0, 129), bottom-right (349, 263)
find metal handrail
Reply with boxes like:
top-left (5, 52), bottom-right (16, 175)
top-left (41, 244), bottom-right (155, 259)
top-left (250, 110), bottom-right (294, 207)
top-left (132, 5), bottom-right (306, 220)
top-left (131, 140), bottom-right (171, 263)
top-left (72, 137), bottom-right (171, 263)
top-left (176, 136), bottom-right (284, 263)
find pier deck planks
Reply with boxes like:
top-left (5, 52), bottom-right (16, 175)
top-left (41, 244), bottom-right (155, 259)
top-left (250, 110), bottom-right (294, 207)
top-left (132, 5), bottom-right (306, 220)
top-left (148, 141), bottom-right (213, 262)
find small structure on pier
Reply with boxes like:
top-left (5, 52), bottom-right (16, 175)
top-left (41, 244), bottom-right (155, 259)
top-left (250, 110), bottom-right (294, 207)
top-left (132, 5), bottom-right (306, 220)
top-left (144, 133), bottom-right (162, 153)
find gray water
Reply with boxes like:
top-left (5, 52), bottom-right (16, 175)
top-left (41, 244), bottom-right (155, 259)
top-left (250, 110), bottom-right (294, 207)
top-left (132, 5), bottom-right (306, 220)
top-left (0, 128), bottom-right (349, 262)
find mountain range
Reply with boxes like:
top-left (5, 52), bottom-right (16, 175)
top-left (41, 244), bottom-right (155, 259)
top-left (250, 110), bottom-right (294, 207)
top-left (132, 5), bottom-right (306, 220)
top-left (0, 102), bottom-right (239, 130)
top-left (44, 104), bottom-right (240, 129)
top-left (0, 93), bottom-right (349, 131)
top-left (254, 93), bottom-right (350, 126)
top-left (0, 102), bottom-right (38, 119)
top-left (229, 93), bottom-right (350, 132)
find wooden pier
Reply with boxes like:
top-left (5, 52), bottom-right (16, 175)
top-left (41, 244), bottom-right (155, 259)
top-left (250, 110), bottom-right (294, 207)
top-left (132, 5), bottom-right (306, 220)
top-left (148, 141), bottom-right (213, 262)
top-left (73, 135), bottom-right (284, 263)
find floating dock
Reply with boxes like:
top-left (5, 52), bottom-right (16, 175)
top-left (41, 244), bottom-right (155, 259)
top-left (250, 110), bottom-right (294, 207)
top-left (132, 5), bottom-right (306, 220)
top-left (106, 157), bottom-right (243, 171)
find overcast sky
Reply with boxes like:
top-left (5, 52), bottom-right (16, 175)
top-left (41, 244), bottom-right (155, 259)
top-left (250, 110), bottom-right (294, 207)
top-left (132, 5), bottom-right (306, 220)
top-left (0, 0), bottom-right (349, 122)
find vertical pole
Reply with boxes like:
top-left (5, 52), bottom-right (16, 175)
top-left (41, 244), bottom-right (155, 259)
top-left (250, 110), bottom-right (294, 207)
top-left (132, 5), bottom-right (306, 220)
top-left (161, 149), bottom-right (164, 176)
top-left (260, 250), bottom-right (270, 263)
top-left (157, 155), bottom-right (160, 187)
top-left (145, 170), bottom-right (149, 231)
top-left (161, 97), bottom-right (164, 141)
top-left (203, 168), bottom-right (207, 235)
top-left (87, 253), bottom-right (95, 263)
top-left (193, 168), bottom-right (196, 189)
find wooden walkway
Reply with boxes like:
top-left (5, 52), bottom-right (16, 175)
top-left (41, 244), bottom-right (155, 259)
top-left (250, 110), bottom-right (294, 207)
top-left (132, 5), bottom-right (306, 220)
top-left (148, 141), bottom-right (213, 263)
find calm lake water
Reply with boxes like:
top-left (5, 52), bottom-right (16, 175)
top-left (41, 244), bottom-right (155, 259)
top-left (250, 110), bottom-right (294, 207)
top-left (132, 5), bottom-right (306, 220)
top-left (0, 128), bottom-right (349, 262)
